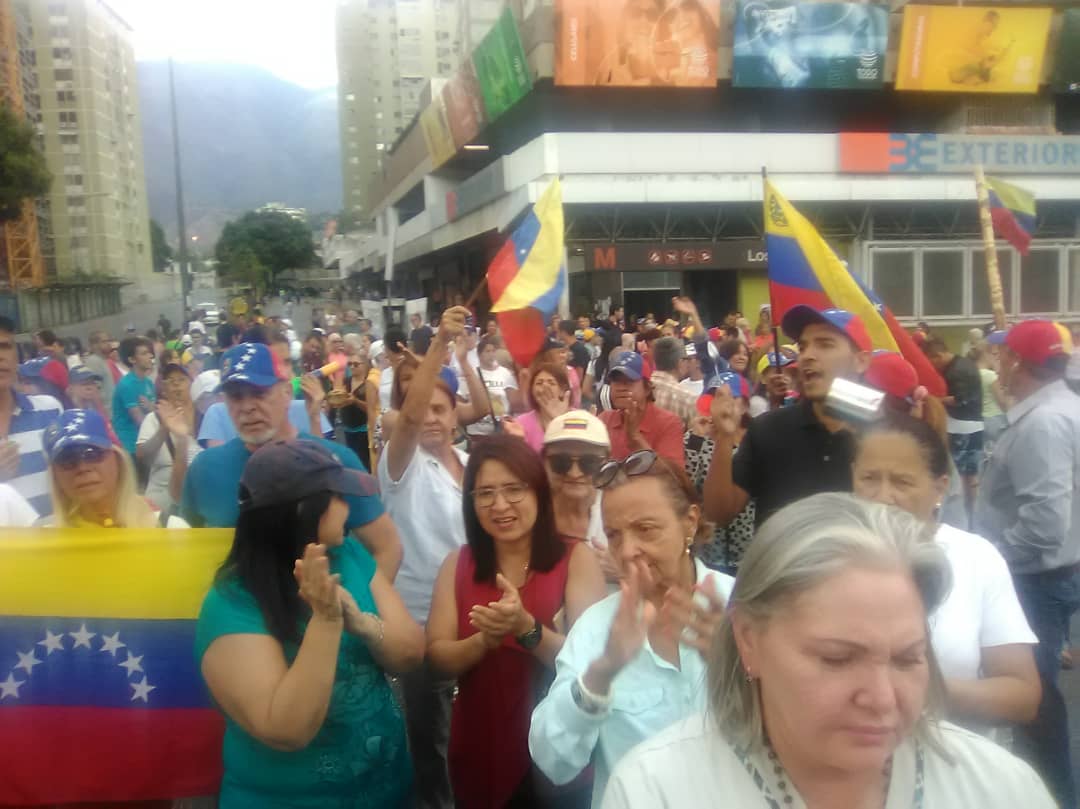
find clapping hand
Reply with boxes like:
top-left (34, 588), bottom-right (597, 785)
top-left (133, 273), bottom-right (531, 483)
top-left (157, 400), bottom-right (191, 438)
top-left (709, 387), bottom-right (740, 440)
top-left (300, 375), bottom-right (326, 414)
top-left (535, 384), bottom-right (571, 421)
top-left (469, 573), bottom-right (534, 649)
top-left (621, 397), bottom-right (646, 439)
top-left (596, 560), bottom-right (656, 676)
top-left (658, 574), bottom-right (727, 657)
top-left (294, 543), bottom-right (342, 623)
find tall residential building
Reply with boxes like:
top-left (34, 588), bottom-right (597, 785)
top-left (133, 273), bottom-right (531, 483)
top-left (24, 0), bottom-right (151, 279)
top-left (336, 0), bottom-right (466, 224)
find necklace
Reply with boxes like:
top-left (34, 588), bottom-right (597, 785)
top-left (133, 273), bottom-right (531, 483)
top-left (762, 739), bottom-right (893, 808)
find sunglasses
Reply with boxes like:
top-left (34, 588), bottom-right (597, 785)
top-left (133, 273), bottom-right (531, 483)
top-left (593, 449), bottom-right (658, 489)
top-left (546, 452), bottom-right (605, 477)
top-left (471, 482), bottom-right (530, 509)
top-left (55, 445), bottom-right (109, 471)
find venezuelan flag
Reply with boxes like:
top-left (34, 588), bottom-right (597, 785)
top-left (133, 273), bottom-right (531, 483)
top-left (987, 177), bottom-right (1036, 256)
top-left (764, 180), bottom-right (946, 397)
top-left (487, 179), bottom-right (566, 367)
top-left (0, 528), bottom-right (231, 805)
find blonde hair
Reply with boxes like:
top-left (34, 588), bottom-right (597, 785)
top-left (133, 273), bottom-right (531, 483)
top-left (49, 447), bottom-right (157, 528)
top-left (709, 493), bottom-right (951, 752)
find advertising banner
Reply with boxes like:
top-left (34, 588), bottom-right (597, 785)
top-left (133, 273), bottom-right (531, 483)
top-left (732, 1), bottom-right (888, 89)
top-left (473, 9), bottom-right (533, 119)
top-left (420, 96), bottom-right (456, 168)
top-left (1053, 9), bottom-right (1080, 93)
top-left (585, 240), bottom-right (768, 272)
top-left (443, 59), bottom-right (489, 149)
top-left (839, 132), bottom-right (1080, 175)
top-left (896, 5), bottom-right (1052, 94)
top-left (555, 0), bottom-right (720, 87)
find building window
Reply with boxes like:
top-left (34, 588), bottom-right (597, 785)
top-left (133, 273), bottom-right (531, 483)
top-left (345, 93), bottom-right (355, 101)
top-left (871, 251), bottom-right (915, 318)
top-left (972, 250), bottom-right (1013, 316)
top-left (920, 250), bottom-right (963, 317)
top-left (1019, 249), bottom-right (1060, 314)
top-left (56, 89), bottom-right (76, 104)
top-left (59, 110), bottom-right (78, 128)
top-left (60, 133), bottom-right (78, 145)
top-left (51, 47), bottom-right (72, 60)
top-left (54, 68), bottom-right (73, 81)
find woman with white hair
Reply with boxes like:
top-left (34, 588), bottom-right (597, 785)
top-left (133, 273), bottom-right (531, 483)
top-left (601, 493), bottom-right (1054, 809)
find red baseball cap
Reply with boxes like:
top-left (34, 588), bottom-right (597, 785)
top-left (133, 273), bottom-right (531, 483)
top-left (865, 351), bottom-right (918, 400)
top-left (781, 305), bottom-right (872, 352)
top-left (988, 320), bottom-right (1073, 368)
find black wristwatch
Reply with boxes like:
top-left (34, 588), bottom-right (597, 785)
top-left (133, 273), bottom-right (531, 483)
top-left (516, 617), bottom-right (543, 650)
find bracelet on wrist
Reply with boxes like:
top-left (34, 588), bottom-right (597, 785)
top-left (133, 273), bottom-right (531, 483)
top-left (572, 672), bottom-right (613, 716)
top-left (365, 614), bottom-right (385, 646)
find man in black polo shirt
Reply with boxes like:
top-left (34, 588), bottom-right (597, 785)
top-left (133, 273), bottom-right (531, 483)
top-left (704, 305), bottom-right (872, 527)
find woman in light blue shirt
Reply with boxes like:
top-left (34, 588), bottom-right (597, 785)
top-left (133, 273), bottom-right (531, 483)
top-left (529, 450), bottom-right (734, 804)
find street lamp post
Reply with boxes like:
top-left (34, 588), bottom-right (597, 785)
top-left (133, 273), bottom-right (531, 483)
top-left (168, 58), bottom-right (191, 314)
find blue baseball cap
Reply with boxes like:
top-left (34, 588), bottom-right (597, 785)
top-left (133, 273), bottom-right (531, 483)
top-left (18, 357), bottom-right (51, 378)
top-left (68, 365), bottom-right (103, 385)
top-left (437, 366), bottom-right (459, 400)
top-left (704, 371), bottom-right (750, 400)
top-left (218, 342), bottom-right (281, 390)
top-left (781, 305), bottom-right (872, 352)
top-left (42, 409), bottom-right (114, 461)
top-left (609, 351), bottom-right (648, 382)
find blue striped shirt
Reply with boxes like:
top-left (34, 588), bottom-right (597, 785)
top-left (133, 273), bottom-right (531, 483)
top-left (6, 391), bottom-right (63, 517)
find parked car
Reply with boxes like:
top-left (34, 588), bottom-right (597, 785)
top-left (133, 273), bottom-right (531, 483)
top-left (196, 302), bottom-right (221, 326)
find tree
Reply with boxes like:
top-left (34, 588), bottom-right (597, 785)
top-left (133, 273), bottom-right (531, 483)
top-left (149, 219), bottom-right (173, 273)
top-left (227, 245), bottom-right (269, 296)
top-left (0, 106), bottom-right (52, 223)
top-left (214, 209), bottom-right (316, 283)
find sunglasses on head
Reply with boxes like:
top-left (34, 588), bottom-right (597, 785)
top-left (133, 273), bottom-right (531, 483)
top-left (593, 449), bottom-right (658, 489)
top-left (55, 445), bottom-right (109, 471)
top-left (546, 452), bottom-right (605, 477)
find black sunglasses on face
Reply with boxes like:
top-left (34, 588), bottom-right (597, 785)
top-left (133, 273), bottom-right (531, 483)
top-left (55, 445), bottom-right (109, 471)
top-left (546, 452), bottom-right (605, 477)
top-left (593, 449), bottom-right (658, 489)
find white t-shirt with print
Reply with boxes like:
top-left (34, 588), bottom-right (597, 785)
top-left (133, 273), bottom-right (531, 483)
top-left (136, 413), bottom-right (202, 514)
top-left (462, 363), bottom-right (518, 436)
top-left (0, 483), bottom-right (38, 527)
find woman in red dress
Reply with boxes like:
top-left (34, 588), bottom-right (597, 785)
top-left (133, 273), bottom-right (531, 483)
top-left (427, 434), bottom-right (607, 808)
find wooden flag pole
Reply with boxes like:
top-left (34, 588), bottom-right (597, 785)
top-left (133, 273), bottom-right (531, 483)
top-left (974, 165), bottom-right (1007, 331)
top-left (762, 166), bottom-right (782, 366)
top-left (464, 275), bottom-right (488, 310)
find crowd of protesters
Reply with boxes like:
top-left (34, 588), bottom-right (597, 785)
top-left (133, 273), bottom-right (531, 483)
top-left (1, 292), bottom-right (1079, 809)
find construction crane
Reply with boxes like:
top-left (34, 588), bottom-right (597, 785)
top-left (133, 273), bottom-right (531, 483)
top-left (0, 0), bottom-right (45, 288)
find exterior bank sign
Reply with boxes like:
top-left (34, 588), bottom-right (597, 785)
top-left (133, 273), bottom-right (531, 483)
top-left (585, 241), bottom-right (767, 272)
top-left (839, 132), bottom-right (1080, 175)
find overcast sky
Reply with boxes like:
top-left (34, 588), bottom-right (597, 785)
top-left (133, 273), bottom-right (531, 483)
top-left (108, 0), bottom-right (339, 88)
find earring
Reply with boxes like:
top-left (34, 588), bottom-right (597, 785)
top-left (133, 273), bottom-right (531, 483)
top-left (685, 536), bottom-right (693, 555)
top-left (744, 668), bottom-right (754, 683)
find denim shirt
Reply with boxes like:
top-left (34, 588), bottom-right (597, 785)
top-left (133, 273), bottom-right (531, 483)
top-left (528, 558), bottom-right (734, 805)
top-left (974, 380), bottom-right (1080, 574)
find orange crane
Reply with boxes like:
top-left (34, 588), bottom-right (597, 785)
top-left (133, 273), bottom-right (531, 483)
top-left (0, 0), bottom-right (45, 288)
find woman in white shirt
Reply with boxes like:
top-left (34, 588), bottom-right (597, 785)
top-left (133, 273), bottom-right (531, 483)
top-left (529, 450), bottom-right (734, 804)
top-left (602, 493), bottom-right (1054, 809)
top-left (852, 412), bottom-right (1040, 731)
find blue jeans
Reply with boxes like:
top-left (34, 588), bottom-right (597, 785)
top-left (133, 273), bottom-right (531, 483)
top-left (1012, 568), bottom-right (1080, 809)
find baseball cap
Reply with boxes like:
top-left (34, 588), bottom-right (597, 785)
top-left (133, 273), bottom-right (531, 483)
top-left (543, 410), bottom-right (611, 450)
top-left (67, 365), bottom-right (102, 385)
top-left (191, 369), bottom-right (221, 402)
top-left (42, 409), bottom-right (114, 461)
top-left (542, 336), bottom-right (564, 353)
top-left (19, 356), bottom-right (68, 390)
top-left (988, 320), bottom-right (1073, 368)
top-left (864, 351), bottom-right (920, 401)
top-left (160, 362), bottom-right (188, 379)
top-left (781, 305), bottom-right (872, 353)
top-left (708, 327), bottom-right (723, 343)
top-left (239, 439), bottom-right (376, 511)
top-left (436, 366), bottom-right (459, 400)
top-left (188, 322), bottom-right (206, 335)
top-left (756, 352), bottom-right (795, 377)
top-left (609, 351), bottom-right (648, 382)
top-left (697, 371), bottom-right (750, 415)
top-left (218, 342), bottom-right (282, 390)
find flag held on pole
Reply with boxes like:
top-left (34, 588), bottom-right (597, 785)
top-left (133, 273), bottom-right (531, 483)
top-left (986, 176), bottom-right (1036, 256)
top-left (763, 179), bottom-right (946, 397)
top-left (486, 178), bottom-right (566, 367)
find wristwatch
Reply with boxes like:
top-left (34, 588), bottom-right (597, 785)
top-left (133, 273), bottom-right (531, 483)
top-left (515, 616), bottom-right (543, 650)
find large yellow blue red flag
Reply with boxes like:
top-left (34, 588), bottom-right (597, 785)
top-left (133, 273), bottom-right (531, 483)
top-left (764, 180), bottom-right (946, 397)
top-left (0, 527), bottom-right (232, 804)
top-left (487, 178), bottom-right (566, 366)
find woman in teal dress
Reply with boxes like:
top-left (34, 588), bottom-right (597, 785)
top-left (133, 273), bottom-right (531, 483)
top-left (195, 440), bottom-right (425, 807)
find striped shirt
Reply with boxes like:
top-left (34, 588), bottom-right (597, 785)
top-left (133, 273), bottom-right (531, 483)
top-left (5, 391), bottom-right (63, 517)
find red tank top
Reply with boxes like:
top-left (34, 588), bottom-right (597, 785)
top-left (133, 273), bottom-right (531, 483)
top-left (448, 544), bottom-right (572, 809)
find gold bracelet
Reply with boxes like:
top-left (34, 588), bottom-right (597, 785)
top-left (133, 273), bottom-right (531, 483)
top-left (366, 613), bottom-right (385, 647)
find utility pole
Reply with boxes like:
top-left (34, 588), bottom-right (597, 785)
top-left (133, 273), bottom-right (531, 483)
top-left (168, 58), bottom-right (191, 315)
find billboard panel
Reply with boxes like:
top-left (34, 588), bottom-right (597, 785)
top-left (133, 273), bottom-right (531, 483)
top-left (555, 0), bottom-right (720, 87)
top-left (473, 9), bottom-right (534, 119)
top-left (732, 1), bottom-right (888, 89)
top-left (1053, 8), bottom-right (1080, 94)
top-left (420, 96), bottom-right (456, 168)
top-left (443, 59), bottom-right (489, 149)
top-left (896, 5), bottom-right (1052, 94)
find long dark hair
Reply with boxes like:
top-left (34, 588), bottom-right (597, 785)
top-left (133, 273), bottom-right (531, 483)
top-left (463, 434), bottom-right (565, 583)
top-left (593, 327), bottom-right (623, 384)
top-left (216, 490), bottom-right (334, 647)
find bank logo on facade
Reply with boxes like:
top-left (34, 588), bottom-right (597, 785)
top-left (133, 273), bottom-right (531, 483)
top-left (839, 132), bottom-right (1080, 174)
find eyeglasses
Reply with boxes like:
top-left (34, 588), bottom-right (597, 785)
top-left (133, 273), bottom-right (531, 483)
top-left (593, 449), bottom-right (658, 489)
top-left (55, 445), bottom-right (109, 471)
top-left (546, 452), bottom-right (605, 477)
top-left (471, 482), bottom-right (530, 508)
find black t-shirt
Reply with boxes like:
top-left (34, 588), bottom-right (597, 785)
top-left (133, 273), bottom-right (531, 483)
top-left (732, 401), bottom-right (856, 527)
top-left (569, 341), bottom-right (590, 372)
top-left (942, 355), bottom-right (983, 424)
